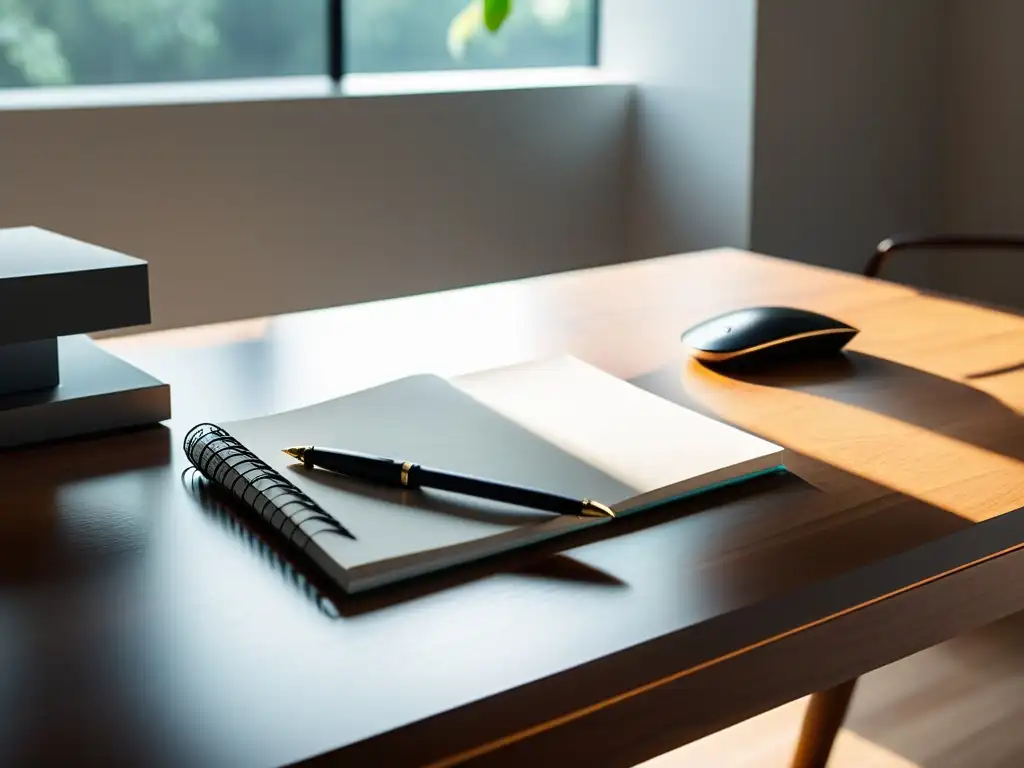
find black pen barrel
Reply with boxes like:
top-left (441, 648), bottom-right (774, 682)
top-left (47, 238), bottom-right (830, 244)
top-left (305, 448), bottom-right (587, 516)
top-left (413, 467), bottom-right (580, 515)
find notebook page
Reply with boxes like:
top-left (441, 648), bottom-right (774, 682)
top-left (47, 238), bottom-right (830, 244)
top-left (453, 356), bottom-right (783, 506)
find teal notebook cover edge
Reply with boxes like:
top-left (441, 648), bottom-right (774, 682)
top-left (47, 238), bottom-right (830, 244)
top-left (624, 464), bottom-right (790, 517)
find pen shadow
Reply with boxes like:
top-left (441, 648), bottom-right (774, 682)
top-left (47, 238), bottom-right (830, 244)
top-left (283, 463), bottom-right (559, 528)
top-left (330, 468), bottom-right (799, 615)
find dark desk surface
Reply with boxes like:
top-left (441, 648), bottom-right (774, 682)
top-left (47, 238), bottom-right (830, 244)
top-left (6, 249), bottom-right (1024, 767)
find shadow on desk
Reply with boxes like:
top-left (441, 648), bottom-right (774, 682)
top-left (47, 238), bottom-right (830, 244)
top-left (633, 351), bottom-right (1024, 469)
top-left (0, 423), bottom-right (172, 484)
top-left (184, 467), bottom-right (801, 618)
top-left (0, 426), bottom-right (172, 587)
top-left (722, 351), bottom-right (1024, 465)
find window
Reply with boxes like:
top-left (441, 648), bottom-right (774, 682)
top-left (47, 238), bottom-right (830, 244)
top-left (0, 1), bottom-right (597, 90)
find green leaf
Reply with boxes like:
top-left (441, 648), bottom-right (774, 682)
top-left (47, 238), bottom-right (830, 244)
top-left (483, 0), bottom-right (512, 32)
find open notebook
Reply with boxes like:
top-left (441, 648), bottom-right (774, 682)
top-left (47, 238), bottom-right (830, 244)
top-left (184, 356), bottom-right (785, 592)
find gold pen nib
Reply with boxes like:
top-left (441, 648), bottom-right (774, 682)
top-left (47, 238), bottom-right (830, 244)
top-left (580, 499), bottom-right (616, 518)
top-left (282, 446), bottom-right (307, 463)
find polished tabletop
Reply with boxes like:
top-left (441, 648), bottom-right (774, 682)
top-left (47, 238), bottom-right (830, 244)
top-left (5, 249), bottom-right (1024, 767)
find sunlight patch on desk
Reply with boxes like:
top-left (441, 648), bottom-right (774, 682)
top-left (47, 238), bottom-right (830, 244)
top-left (681, 363), bottom-right (1024, 522)
top-left (839, 292), bottom-right (1024, 413)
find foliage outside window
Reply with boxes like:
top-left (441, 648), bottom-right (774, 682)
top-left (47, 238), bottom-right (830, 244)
top-left (0, 0), bottom-right (595, 89)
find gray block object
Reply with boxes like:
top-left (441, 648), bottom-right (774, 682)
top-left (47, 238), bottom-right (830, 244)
top-left (0, 227), bottom-right (150, 345)
top-left (0, 335), bottom-right (170, 449)
top-left (0, 227), bottom-right (169, 447)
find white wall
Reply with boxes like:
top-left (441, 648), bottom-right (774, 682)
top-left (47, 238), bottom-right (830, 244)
top-left (13, 0), bottom-right (1020, 333)
top-left (932, 0), bottom-right (1024, 308)
top-left (943, 0), bottom-right (1022, 235)
top-left (601, 0), bottom-right (759, 259)
top-left (748, 0), bottom-right (1024, 307)
top-left (600, 0), bottom-right (943, 291)
top-left (750, 0), bottom-right (943, 283)
top-left (0, 82), bottom-right (631, 331)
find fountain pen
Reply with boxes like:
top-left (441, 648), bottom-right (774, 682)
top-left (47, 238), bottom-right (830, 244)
top-left (282, 446), bottom-right (616, 519)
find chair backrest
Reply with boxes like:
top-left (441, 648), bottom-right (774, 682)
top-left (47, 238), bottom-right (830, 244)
top-left (865, 235), bottom-right (1024, 278)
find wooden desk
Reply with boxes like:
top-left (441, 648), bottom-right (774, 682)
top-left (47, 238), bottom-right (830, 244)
top-left (6, 249), bottom-right (1024, 767)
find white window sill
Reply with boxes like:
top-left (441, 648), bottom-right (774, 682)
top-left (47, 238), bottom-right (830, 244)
top-left (0, 68), bottom-right (626, 112)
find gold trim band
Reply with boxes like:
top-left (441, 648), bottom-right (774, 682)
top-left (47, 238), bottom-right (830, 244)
top-left (400, 462), bottom-right (413, 487)
top-left (423, 538), bottom-right (1024, 768)
top-left (580, 499), bottom-right (616, 518)
top-left (686, 327), bottom-right (856, 363)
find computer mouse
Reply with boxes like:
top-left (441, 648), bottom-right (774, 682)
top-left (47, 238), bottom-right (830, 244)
top-left (681, 306), bottom-right (858, 369)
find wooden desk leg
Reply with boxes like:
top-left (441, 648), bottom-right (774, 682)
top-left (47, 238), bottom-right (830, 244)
top-left (790, 678), bottom-right (858, 768)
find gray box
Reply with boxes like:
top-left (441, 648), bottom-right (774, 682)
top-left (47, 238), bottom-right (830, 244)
top-left (0, 227), bottom-right (169, 446)
top-left (0, 227), bottom-right (150, 345)
top-left (0, 336), bottom-right (170, 449)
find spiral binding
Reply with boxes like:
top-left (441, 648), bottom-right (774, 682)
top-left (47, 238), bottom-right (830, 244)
top-left (183, 423), bottom-right (350, 546)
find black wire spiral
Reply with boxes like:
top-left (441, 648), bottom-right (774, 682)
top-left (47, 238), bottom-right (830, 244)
top-left (182, 423), bottom-right (352, 545)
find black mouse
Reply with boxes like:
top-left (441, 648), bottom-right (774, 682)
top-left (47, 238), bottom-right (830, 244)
top-left (681, 306), bottom-right (858, 369)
